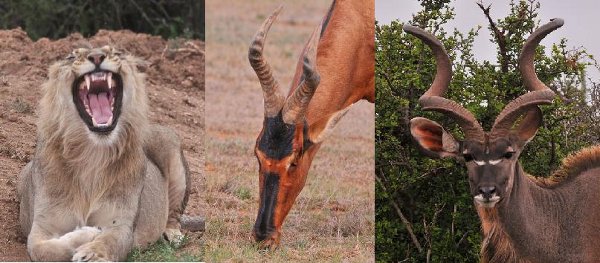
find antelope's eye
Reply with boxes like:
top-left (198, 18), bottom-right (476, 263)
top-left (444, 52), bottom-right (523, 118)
top-left (463, 153), bottom-right (474, 162)
top-left (289, 154), bottom-right (299, 169)
top-left (503, 152), bottom-right (515, 159)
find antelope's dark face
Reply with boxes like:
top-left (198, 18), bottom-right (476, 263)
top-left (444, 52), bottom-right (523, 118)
top-left (252, 112), bottom-right (316, 247)
top-left (405, 19), bottom-right (562, 209)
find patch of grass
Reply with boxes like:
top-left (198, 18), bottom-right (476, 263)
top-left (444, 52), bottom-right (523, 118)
top-left (235, 186), bottom-right (252, 200)
top-left (127, 236), bottom-right (201, 262)
top-left (10, 97), bottom-right (32, 114)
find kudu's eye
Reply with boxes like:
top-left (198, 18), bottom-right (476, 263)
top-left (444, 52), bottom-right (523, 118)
top-left (463, 153), bottom-right (474, 162)
top-left (503, 152), bottom-right (515, 159)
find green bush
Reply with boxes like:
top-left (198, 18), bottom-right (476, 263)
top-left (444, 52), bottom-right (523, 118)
top-left (375, 0), bottom-right (600, 261)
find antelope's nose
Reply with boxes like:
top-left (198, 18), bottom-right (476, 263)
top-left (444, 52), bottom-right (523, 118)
top-left (87, 53), bottom-right (106, 66)
top-left (479, 186), bottom-right (496, 199)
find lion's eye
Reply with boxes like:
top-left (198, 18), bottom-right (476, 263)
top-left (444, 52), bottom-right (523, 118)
top-left (66, 54), bottom-right (75, 60)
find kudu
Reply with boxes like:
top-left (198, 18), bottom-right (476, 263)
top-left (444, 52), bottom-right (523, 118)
top-left (248, 0), bottom-right (374, 248)
top-left (406, 19), bottom-right (600, 262)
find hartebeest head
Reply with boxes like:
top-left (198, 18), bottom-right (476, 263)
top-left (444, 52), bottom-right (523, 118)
top-left (406, 19), bottom-right (562, 208)
top-left (248, 6), bottom-right (325, 248)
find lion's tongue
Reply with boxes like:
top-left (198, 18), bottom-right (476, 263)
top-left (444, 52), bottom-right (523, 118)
top-left (88, 92), bottom-right (112, 125)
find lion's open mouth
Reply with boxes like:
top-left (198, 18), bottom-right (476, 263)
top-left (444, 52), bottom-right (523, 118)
top-left (72, 70), bottom-right (123, 134)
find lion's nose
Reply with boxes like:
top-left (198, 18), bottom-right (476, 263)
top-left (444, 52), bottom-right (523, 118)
top-left (87, 53), bottom-right (106, 66)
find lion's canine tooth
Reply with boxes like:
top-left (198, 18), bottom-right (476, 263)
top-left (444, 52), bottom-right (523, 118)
top-left (108, 72), bottom-right (113, 90)
top-left (85, 75), bottom-right (91, 90)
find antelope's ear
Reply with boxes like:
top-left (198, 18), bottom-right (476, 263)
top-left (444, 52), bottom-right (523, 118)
top-left (309, 106), bottom-right (351, 144)
top-left (513, 106), bottom-right (543, 147)
top-left (410, 117), bottom-right (459, 158)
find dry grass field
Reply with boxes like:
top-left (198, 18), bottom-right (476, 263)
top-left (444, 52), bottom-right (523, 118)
top-left (204, 0), bottom-right (375, 261)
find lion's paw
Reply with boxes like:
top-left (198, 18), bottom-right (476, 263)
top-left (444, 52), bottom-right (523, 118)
top-left (72, 242), bottom-right (108, 262)
top-left (163, 228), bottom-right (184, 246)
top-left (60, 226), bottom-right (102, 248)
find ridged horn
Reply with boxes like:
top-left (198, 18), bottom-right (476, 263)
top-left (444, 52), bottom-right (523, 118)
top-left (403, 25), bottom-right (486, 142)
top-left (490, 19), bottom-right (562, 138)
top-left (282, 21), bottom-right (322, 124)
top-left (249, 5), bottom-right (286, 118)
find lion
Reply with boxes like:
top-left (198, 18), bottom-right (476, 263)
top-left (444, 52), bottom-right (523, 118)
top-left (17, 46), bottom-right (190, 261)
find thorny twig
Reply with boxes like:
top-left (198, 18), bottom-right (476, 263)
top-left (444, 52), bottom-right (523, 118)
top-left (375, 174), bottom-right (423, 252)
top-left (423, 203), bottom-right (445, 263)
top-left (477, 1), bottom-right (509, 73)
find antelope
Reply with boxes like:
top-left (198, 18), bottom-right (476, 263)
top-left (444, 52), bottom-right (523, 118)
top-left (406, 19), bottom-right (600, 262)
top-left (248, 0), bottom-right (374, 248)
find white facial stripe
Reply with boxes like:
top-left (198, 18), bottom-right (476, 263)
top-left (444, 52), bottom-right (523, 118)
top-left (489, 159), bottom-right (502, 165)
top-left (473, 159), bottom-right (502, 166)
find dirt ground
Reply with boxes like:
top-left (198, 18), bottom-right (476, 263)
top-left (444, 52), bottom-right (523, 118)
top-left (205, 0), bottom-right (375, 262)
top-left (0, 28), bottom-right (205, 260)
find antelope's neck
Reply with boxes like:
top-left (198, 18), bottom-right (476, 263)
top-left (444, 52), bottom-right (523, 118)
top-left (289, 0), bottom-right (374, 125)
top-left (491, 163), bottom-right (585, 262)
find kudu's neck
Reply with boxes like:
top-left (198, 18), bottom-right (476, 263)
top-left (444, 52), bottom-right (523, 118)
top-left (289, 0), bottom-right (374, 125)
top-left (483, 162), bottom-right (583, 262)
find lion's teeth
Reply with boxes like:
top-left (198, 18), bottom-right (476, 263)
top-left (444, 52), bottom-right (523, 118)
top-left (108, 73), bottom-right (113, 90)
top-left (91, 116), bottom-right (112, 128)
top-left (85, 75), bottom-right (91, 90)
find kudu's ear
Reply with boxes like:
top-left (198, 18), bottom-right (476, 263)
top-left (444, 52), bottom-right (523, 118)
top-left (309, 106), bottom-right (351, 144)
top-left (512, 106), bottom-right (543, 146)
top-left (410, 117), bottom-right (459, 158)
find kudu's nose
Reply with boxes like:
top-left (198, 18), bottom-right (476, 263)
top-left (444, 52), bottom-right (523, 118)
top-left (479, 186), bottom-right (496, 199)
top-left (87, 53), bottom-right (106, 66)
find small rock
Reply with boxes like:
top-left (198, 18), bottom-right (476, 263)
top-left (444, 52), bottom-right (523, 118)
top-left (181, 79), bottom-right (193, 88)
top-left (184, 97), bottom-right (199, 108)
top-left (181, 216), bottom-right (205, 232)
